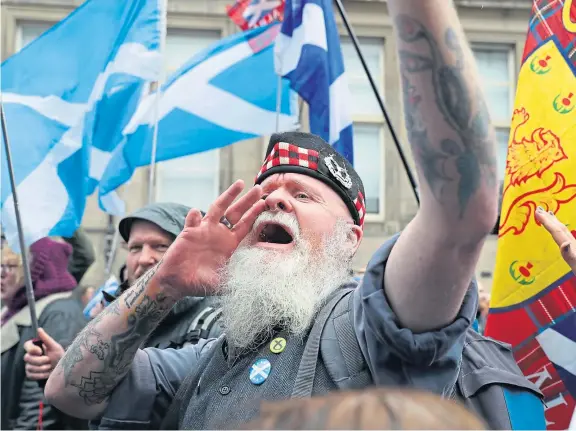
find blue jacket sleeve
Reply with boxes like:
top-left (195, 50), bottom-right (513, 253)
top-left (353, 233), bottom-right (479, 395)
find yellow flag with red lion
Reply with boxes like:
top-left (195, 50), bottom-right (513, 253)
top-left (485, 1), bottom-right (576, 429)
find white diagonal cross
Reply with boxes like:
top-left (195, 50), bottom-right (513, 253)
top-left (124, 36), bottom-right (297, 137)
top-left (250, 362), bottom-right (271, 380)
top-left (244, 0), bottom-right (282, 27)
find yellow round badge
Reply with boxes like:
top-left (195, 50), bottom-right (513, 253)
top-left (270, 337), bottom-right (286, 354)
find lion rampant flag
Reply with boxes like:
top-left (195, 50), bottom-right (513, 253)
top-left (485, 1), bottom-right (576, 429)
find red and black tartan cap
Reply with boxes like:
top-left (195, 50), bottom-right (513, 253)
top-left (255, 132), bottom-right (366, 228)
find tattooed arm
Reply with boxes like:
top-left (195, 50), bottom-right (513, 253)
top-left (383, 0), bottom-right (499, 332)
top-left (44, 263), bottom-right (180, 419)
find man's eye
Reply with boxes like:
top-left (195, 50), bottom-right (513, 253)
top-left (295, 193), bottom-right (309, 199)
top-left (155, 245), bottom-right (169, 251)
top-left (129, 246), bottom-right (141, 253)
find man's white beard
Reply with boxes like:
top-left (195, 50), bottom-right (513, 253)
top-left (219, 212), bottom-right (354, 350)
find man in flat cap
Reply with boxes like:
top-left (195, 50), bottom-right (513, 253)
top-left (46, 1), bottom-right (545, 429)
top-left (103, 203), bottom-right (224, 349)
top-left (23, 203), bottom-right (222, 384)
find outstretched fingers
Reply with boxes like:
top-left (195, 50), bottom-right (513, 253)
top-left (536, 207), bottom-right (573, 247)
top-left (225, 185), bottom-right (263, 225)
top-left (184, 208), bottom-right (204, 229)
top-left (232, 198), bottom-right (267, 240)
top-left (205, 180), bottom-right (245, 223)
top-left (561, 241), bottom-right (576, 274)
top-left (536, 207), bottom-right (576, 274)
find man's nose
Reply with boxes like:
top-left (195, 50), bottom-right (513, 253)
top-left (138, 245), bottom-right (159, 266)
top-left (264, 190), bottom-right (293, 213)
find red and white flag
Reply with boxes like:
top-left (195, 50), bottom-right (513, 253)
top-left (226, 0), bottom-right (285, 31)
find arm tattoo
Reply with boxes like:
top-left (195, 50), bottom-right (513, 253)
top-left (58, 300), bottom-right (120, 386)
top-left (58, 263), bottom-right (173, 406)
top-left (123, 261), bottom-right (160, 309)
top-left (396, 14), bottom-right (497, 217)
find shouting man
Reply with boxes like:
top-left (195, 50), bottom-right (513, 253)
top-left (45, 1), bottom-right (544, 429)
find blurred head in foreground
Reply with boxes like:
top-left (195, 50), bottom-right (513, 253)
top-left (243, 387), bottom-right (486, 430)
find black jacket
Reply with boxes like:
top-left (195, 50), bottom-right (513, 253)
top-left (107, 282), bottom-right (224, 350)
top-left (1, 294), bottom-right (87, 430)
top-left (144, 296), bottom-right (224, 349)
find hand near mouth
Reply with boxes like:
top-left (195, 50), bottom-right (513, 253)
top-left (155, 180), bottom-right (266, 298)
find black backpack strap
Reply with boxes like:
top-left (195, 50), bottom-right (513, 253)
top-left (182, 306), bottom-right (223, 347)
top-left (158, 306), bottom-right (223, 350)
top-left (291, 288), bottom-right (353, 398)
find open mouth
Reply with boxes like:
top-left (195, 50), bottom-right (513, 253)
top-left (258, 223), bottom-right (294, 244)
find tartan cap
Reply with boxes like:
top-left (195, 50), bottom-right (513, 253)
top-left (255, 132), bottom-right (366, 228)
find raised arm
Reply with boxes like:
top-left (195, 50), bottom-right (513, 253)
top-left (44, 265), bottom-right (179, 419)
top-left (384, 0), bottom-right (499, 332)
top-left (45, 181), bottom-right (265, 419)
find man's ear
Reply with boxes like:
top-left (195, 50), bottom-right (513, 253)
top-left (347, 224), bottom-right (363, 255)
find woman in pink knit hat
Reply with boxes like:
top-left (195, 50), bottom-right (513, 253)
top-left (1, 237), bottom-right (86, 430)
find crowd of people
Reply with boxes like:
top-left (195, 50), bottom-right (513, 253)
top-left (2, 198), bottom-right (573, 429)
top-left (2, 1), bottom-right (576, 429)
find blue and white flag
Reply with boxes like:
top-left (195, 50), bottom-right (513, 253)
top-left (83, 275), bottom-right (120, 319)
top-left (98, 23), bottom-right (299, 213)
top-left (1, 0), bottom-right (162, 249)
top-left (274, 0), bottom-right (354, 163)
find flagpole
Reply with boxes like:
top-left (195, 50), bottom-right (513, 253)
top-left (333, 0), bottom-right (420, 205)
top-left (0, 103), bottom-right (40, 335)
top-left (104, 216), bottom-right (120, 276)
top-left (147, 0), bottom-right (168, 205)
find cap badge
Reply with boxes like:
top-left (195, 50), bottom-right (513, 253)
top-left (324, 155), bottom-right (352, 189)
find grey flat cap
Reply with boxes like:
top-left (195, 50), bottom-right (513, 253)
top-left (118, 202), bottom-right (194, 242)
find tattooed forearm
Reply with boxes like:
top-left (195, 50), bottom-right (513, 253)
top-left (55, 263), bottom-right (176, 406)
top-left (58, 300), bottom-right (120, 385)
top-left (396, 13), bottom-right (497, 217)
top-left (123, 263), bottom-right (159, 309)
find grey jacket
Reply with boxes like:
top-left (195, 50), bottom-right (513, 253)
top-left (92, 235), bottom-right (501, 429)
top-left (1, 293), bottom-right (87, 430)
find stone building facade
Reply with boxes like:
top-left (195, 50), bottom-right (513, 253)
top-left (1, 0), bottom-right (532, 289)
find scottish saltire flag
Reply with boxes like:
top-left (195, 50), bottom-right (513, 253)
top-left (98, 23), bottom-right (298, 213)
top-left (227, 0), bottom-right (285, 31)
top-left (274, 0), bottom-right (353, 163)
top-left (0, 0), bottom-right (162, 249)
top-left (485, 1), bottom-right (576, 429)
top-left (83, 276), bottom-right (119, 319)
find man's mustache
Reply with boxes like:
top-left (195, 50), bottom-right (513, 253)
top-left (250, 211), bottom-right (301, 237)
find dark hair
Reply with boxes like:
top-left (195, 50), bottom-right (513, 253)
top-left (243, 388), bottom-right (486, 430)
